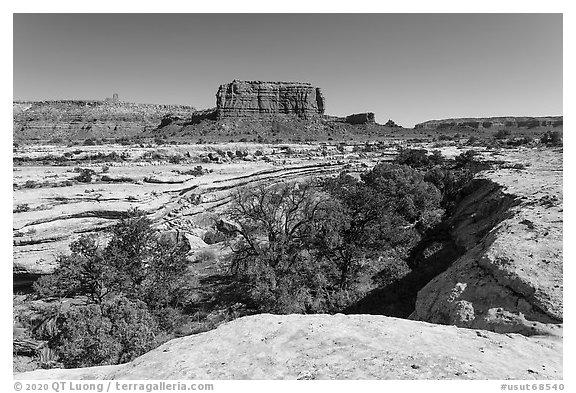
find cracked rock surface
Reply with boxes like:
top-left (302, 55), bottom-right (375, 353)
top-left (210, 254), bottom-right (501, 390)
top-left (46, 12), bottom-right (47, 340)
top-left (411, 149), bottom-right (562, 336)
top-left (15, 313), bottom-right (562, 380)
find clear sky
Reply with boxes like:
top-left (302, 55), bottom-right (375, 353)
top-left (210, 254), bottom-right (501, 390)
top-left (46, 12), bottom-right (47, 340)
top-left (13, 13), bottom-right (562, 127)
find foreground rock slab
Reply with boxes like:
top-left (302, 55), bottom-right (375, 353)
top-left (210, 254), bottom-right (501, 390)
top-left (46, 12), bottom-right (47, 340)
top-left (16, 314), bottom-right (561, 380)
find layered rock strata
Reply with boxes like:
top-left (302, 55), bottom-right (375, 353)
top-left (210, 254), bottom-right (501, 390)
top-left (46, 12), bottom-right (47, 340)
top-left (345, 112), bottom-right (375, 124)
top-left (215, 80), bottom-right (325, 119)
top-left (411, 149), bottom-right (563, 336)
top-left (13, 100), bottom-right (196, 141)
top-left (414, 116), bottom-right (562, 130)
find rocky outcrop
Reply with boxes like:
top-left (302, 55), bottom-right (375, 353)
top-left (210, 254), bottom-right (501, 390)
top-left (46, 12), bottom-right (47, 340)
top-left (13, 100), bottom-right (196, 142)
top-left (384, 119), bottom-right (401, 127)
top-left (215, 80), bottom-right (325, 119)
top-left (345, 112), bottom-right (375, 124)
top-left (13, 158), bottom-right (360, 286)
top-left (410, 149), bottom-right (563, 336)
top-left (15, 313), bottom-right (562, 380)
top-left (414, 116), bottom-right (562, 130)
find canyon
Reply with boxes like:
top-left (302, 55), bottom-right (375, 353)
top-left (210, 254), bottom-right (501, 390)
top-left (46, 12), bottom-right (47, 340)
top-left (13, 81), bottom-right (563, 379)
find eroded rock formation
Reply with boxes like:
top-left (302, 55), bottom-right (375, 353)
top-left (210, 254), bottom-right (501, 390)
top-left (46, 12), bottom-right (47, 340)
top-left (414, 116), bottom-right (563, 130)
top-left (13, 100), bottom-right (196, 142)
top-left (215, 80), bottom-right (325, 119)
top-left (345, 112), bottom-right (375, 125)
top-left (410, 150), bottom-right (563, 336)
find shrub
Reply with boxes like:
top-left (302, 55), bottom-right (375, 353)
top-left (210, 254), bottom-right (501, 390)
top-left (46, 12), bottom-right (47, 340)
top-left (14, 203), bottom-right (30, 213)
top-left (202, 230), bottom-right (227, 245)
top-left (33, 209), bottom-right (197, 367)
top-left (394, 148), bottom-right (444, 168)
top-left (541, 130), bottom-right (562, 146)
top-left (35, 209), bottom-right (194, 309)
top-left (453, 150), bottom-right (489, 172)
top-left (424, 167), bottom-right (474, 213)
top-left (74, 168), bottom-right (96, 183)
top-left (23, 180), bottom-right (38, 189)
top-left (49, 296), bottom-right (157, 368)
top-left (495, 129), bottom-right (511, 140)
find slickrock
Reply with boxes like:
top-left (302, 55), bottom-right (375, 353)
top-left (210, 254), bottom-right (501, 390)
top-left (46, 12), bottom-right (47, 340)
top-left (215, 80), bottom-right (325, 119)
top-left (15, 313), bottom-right (562, 380)
top-left (411, 149), bottom-right (563, 336)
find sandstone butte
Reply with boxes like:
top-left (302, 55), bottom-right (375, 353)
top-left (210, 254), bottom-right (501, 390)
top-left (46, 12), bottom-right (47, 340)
top-left (215, 80), bottom-right (325, 119)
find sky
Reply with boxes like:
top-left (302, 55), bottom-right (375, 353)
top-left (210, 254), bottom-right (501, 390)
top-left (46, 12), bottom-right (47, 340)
top-left (13, 13), bottom-right (562, 127)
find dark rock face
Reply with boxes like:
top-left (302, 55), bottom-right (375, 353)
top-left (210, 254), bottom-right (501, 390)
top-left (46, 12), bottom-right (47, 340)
top-left (414, 116), bottom-right (562, 130)
top-left (345, 112), bottom-right (375, 125)
top-left (384, 119), bottom-right (401, 128)
top-left (216, 80), bottom-right (325, 119)
top-left (159, 109), bottom-right (217, 128)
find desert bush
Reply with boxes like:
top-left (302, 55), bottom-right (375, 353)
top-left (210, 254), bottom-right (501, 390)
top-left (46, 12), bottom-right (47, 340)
top-left (49, 296), bottom-right (157, 368)
top-left (495, 129), bottom-right (511, 140)
top-left (116, 137), bottom-right (133, 146)
top-left (168, 154), bottom-right (184, 164)
top-left (541, 130), bottom-right (562, 146)
top-left (23, 180), bottom-right (38, 189)
top-left (14, 203), bottom-right (30, 213)
top-left (33, 209), bottom-right (196, 367)
top-left (35, 209), bottom-right (194, 309)
top-left (74, 168), bottom-right (96, 183)
top-left (394, 148), bottom-right (444, 168)
top-left (424, 167), bottom-right (474, 213)
top-left (202, 230), bottom-right (227, 245)
top-left (453, 150), bottom-right (490, 172)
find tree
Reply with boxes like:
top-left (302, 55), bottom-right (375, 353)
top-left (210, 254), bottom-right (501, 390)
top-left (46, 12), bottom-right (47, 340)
top-left (50, 296), bottom-right (157, 368)
top-left (227, 181), bottom-right (355, 313)
top-left (36, 209), bottom-right (192, 310)
top-left (227, 164), bottom-right (446, 314)
top-left (34, 235), bottom-right (112, 304)
top-left (33, 209), bottom-right (195, 367)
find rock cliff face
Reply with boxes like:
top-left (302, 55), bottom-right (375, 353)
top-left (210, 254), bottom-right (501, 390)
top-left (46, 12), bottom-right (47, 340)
top-left (345, 112), bottom-right (376, 124)
top-left (13, 100), bottom-right (195, 142)
top-left (410, 149), bottom-right (563, 336)
top-left (15, 314), bottom-right (562, 380)
top-left (215, 80), bottom-right (325, 119)
top-left (414, 116), bottom-right (562, 130)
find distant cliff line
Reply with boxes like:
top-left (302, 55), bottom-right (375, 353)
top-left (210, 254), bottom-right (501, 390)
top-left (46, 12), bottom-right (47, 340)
top-left (13, 100), bottom-right (196, 111)
top-left (415, 116), bottom-right (562, 130)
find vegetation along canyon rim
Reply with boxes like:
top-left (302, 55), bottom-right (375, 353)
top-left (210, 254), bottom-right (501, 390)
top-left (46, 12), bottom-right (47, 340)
top-left (12, 79), bottom-right (563, 379)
